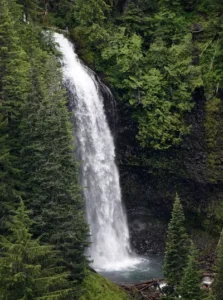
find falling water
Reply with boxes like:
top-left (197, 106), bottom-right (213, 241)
top-left (54, 33), bottom-right (139, 270)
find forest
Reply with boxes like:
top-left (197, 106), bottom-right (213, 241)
top-left (0, 0), bottom-right (223, 299)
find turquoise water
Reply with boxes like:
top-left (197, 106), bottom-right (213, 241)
top-left (99, 255), bottom-right (163, 284)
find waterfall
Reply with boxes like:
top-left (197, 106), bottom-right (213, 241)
top-left (54, 33), bottom-right (138, 270)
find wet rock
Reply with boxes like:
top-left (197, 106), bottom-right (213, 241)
top-left (127, 207), bottom-right (167, 254)
top-left (110, 87), bottom-right (223, 254)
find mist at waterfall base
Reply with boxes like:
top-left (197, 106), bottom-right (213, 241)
top-left (54, 33), bottom-right (163, 283)
top-left (100, 254), bottom-right (163, 284)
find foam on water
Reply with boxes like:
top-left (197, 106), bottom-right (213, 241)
top-left (96, 256), bottom-right (145, 272)
top-left (100, 255), bottom-right (163, 284)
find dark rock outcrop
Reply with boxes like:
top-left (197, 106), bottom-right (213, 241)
top-left (111, 87), bottom-right (223, 254)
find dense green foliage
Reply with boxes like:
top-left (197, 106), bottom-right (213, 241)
top-left (47, 0), bottom-right (223, 150)
top-left (0, 0), bottom-right (29, 224)
top-left (0, 0), bottom-right (89, 298)
top-left (0, 201), bottom-right (74, 300)
top-left (205, 290), bottom-right (216, 300)
top-left (179, 242), bottom-right (203, 300)
top-left (20, 45), bottom-right (89, 285)
top-left (163, 194), bottom-right (189, 287)
top-left (214, 230), bottom-right (223, 300)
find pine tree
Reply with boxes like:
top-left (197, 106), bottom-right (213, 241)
top-left (20, 47), bottom-right (89, 295)
top-left (0, 114), bottom-right (14, 224)
top-left (0, 0), bottom-right (29, 136)
top-left (214, 229), bottom-right (223, 300)
top-left (47, 0), bottom-right (76, 27)
top-left (163, 193), bottom-right (189, 288)
top-left (74, 0), bottom-right (112, 26)
top-left (0, 0), bottom-right (30, 225)
top-left (179, 241), bottom-right (203, 300)
top-left (0, 201), bottom-right (74, 300)
top-left (0, 4), bottom-right (89, 295)
top-left (17, 0), bottom-right (40, 21)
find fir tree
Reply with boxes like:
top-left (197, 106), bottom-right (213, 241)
top-left (20, 48), bottom-right (89, 295)
top-left (74, 0), bottom-right (112, 26)
top-left (179, 242), bottom-right (203, 300)
top-left (0, 0), bottom-right (30, 225)
top-left (214, 229), bottom-right (223, 300)
top-left (0, 114), bottom-right (14, 224)
top-left (163, 193), bottom-right (189, 288)
top-left (17, 0), bottom-right (40, 21)
top-left (0, 0), bottom-right (29, 136)
top-left (0, 201), bottom-right (74, 300)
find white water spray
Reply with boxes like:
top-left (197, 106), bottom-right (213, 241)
top-left (54, 33), bottom-right (139, 270)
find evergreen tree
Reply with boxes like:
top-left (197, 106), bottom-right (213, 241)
top-left (179, 242), bottom-right (203, 300)
top-left (20, 48), bottom-right (89, 295)
top-left (163, 193), bottom-right (189, 288)
top-left (0, 113), bottom-right (15, 225)
top-left (74, 0), bottom-right (112, 26)
top-left (0, 0), bottom-right (30, 225)
top-left (0, 3), bottom-right (89, 297)
top-left (214, 229), bottom-right (223, 300)
top-left (0, 201), bottom-right (74, 300)
top-left (47, 0), bottom-right (76, 27)
top-left (0, 0), bottom-right (29, 135)
top-left (72, 0), bottom-right (113, 52)
top-left (17, 0), bottom-right (41, 21)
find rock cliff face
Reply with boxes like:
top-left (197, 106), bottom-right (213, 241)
top-left (110, 88), bottom-right (223, 254)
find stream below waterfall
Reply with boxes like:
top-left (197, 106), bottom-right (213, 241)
top-left (99, 255), bottom-right (163, 284)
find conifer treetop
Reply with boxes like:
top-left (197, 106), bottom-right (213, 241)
top-left (163, 193), bottom-right (189, 288)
